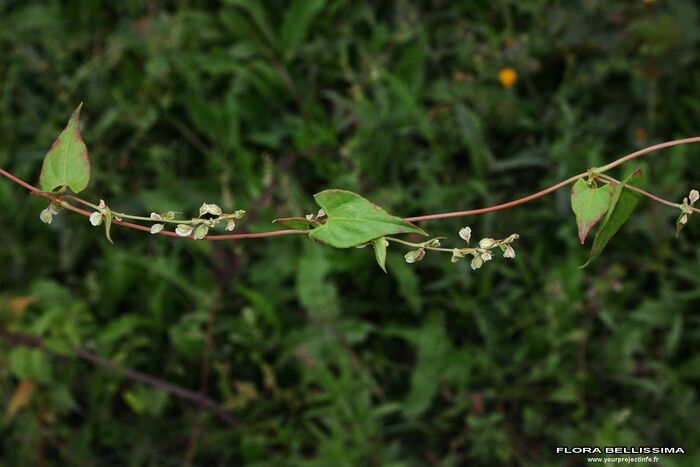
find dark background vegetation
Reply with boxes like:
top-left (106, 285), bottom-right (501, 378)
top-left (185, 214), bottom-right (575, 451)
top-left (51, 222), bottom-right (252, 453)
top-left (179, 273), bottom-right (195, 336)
top-left (1, 1), bottom-right (700, 465)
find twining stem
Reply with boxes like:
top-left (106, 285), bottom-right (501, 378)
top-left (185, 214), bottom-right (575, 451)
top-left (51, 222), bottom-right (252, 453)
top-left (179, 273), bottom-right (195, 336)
top-left (597, 173), bottom-right (700, 213)
top-left (2, 135), bottom-right (700, 240)
top-left (385, 236), bottom-right (457, 253)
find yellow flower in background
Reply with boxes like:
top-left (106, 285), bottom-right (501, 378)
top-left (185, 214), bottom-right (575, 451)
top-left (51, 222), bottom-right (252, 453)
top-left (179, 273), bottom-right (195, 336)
top-left (498, 67), bottom-right (517, 88)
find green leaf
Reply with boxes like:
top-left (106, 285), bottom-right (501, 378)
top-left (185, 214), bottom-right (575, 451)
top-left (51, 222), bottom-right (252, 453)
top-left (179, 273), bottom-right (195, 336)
top-left (308, 189), bottom-right (428, 248)
top-left (39, 104), bottom-right (91, 194)
top-left (570, 179), bottom-right (615, 244)
top-left (581, 169), bottom-right (645, 268)
top-left (272, 217), bottom-right (319, 230)
top-left (373, 237), bottom-right (387, 273)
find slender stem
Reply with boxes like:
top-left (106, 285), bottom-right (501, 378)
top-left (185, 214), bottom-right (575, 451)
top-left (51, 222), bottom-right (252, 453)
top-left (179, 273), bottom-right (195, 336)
top-left (598, 173), bottom-right (700, 213)
top-left (2, 135), bottom-right (700, 240)
top-left (385, 236), bottom-right (463, 253)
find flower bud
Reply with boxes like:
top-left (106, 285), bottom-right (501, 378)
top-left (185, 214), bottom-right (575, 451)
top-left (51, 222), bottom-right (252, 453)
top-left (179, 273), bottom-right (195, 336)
top-left (478, 238), bottom-right (496, 249)
top-left (451, 249), bottom-right (464, 263)
top-left (404, 249), bottom-right (425, 263)
top-left (150, 212), bottom-right (162, 220)
top-left (503, 244), bottom-right (515, 259)
top-left (470, 254), bottom-right (483, 270)
top-left (225, 219), bottom-right (236, 231)
top-left (459, 227), bottom-right (472, 244)
top-left (39, 207), bottom-right (53, 224)
top-left (193, 224), bottom-right (209, 240)
top-left (175, 224), bottom-right (193, 237)
top-left (89, 211), bottom-right (103, 226)
top-left (690, 190), bottom-right (699, 204)
top-left (150, 223), bottom-right (164, 234)
top-left (199, 203), bottom-right (222, 217)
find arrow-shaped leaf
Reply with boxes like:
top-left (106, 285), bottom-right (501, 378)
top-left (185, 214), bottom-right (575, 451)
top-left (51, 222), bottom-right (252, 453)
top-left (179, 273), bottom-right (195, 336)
top-left (39, 104), bottom-right (91, 194)
top-left (581, 169), bottom-right (645, 268)
top-left (570, 179), bottom-right (615, 244)
top-left (308, 189), bottom-right (428, 248)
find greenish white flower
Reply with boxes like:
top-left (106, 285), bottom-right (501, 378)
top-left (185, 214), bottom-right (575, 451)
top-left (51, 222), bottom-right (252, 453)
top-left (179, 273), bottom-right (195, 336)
top-left (193, 224), bottom-right (209, 240)
top-left (480, 250), bottom-right (492, 262)
top-left (39, 207), bottom-right (53, 224)
top-left (503, 244), bottom-right (515, 259)
top-left (162, 211), bottom-right (176, 220)
top-left (225, 219), bottom-right (236, 231)
top-left (470, 253), bottom-right (483, 270)
top-left (478, 238), bottom-right (496, 249)
top-left (175, 224), bottom-right (193, 237)
top-left (459, 227), bottom-right (472, 244)
top-left (404, 249), bottom-right (425, 263)
top-left (150, 223), bottom-right (164, 234)
top-left (199, 203), bottom-right (222, 217)
top-left (89, 211), bottom-right (103, 226)
top-left (679, 214), bottom-right (688, 225)
top-left (451, 249), bottom-right (464, 263)
top-left (232, 210), bottom-right (246, 219)
top-left (690, 189), bottom-right (699, 204)
top-left (150, 212), bottom-right (162, 220)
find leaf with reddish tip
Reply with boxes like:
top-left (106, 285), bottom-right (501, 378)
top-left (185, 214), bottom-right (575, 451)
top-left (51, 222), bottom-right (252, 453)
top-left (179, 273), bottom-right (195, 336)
top-left (581, 168), bottom-right (645, 268)
top-left (308, 189), bottom-right (428, 248)
top-left (570, 179), bottom-right (614, 244)
top-left (39, 103), bottom-right (91, 194)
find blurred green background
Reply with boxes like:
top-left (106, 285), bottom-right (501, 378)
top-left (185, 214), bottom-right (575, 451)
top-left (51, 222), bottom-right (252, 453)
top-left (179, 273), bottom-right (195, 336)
top-left (2, 1), bottom-right (700, 465)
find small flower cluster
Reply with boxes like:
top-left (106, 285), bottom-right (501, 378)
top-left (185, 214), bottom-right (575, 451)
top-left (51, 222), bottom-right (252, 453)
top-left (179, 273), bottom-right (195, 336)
top-left (171, 203), bottom-right (246, 240)
top-left (88, 199), bottom-right (121, 226)
top-left (676, 189), bottom-right (699, 236)
top-left (305, 209), bottom-right (326, 222)
top-left (402, 226), bottom-right (519, 271)
top-left (451, 227), bottom-right (519, 270)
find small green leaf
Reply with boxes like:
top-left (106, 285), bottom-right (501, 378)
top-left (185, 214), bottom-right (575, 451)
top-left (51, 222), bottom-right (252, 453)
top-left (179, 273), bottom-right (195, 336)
top-left (39, 104), bottom-right (91, 194)
top-left (570, 178), bottom-right (614, 244)
top-left (308, 189), bottom-right (428, 248)
top-left (581, 169), bottom-right (645, 268)
top-left (272, 217), bottom-right (319, 230)
top-left (103, 208), bottom-right (113, 244)
top-left (373, 237), bottom-right (388, 273)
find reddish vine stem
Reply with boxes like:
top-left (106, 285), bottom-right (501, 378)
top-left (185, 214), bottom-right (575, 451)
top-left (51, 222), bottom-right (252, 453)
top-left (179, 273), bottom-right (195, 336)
top-left (2, 136), bottom-right (700, 240)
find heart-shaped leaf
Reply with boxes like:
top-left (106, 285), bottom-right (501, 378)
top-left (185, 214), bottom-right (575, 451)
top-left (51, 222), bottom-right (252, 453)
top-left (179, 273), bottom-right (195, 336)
top-left (373, 237), bottom-right (388, 273)
top-left (39, 104), bottom-right (91, 194)
top-left (570, 179), bottom-right (614, 244)
top-left (308, 189), bottom-right (428, 248)
top-left (581, 168), bottom-right (645, 268)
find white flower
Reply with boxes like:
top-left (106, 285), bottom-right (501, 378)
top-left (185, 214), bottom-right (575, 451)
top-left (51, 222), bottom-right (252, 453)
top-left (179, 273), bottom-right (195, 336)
top-left (459, 227), bottom-right (472, 244)
top-left (98, 199), bottom-right (106, 209)
top-left (679, 214), bottom-right (688, 225)
top-left (404, 249), bottom-right (425, 263)
top-left (305, 213), bottom-right (314, 220)
top-left (478, 238), bottom-right (496, 249)
top-left (39, 207), bottom-right (53, 224)
top-left (503, 244), bottom-right (515, 259)
top-left (470, 254), bottom-right (483, 270)
top-left (690, 190), bottom-right (699, 204)
top-left (89, 211), bottom-right (103, 226)
top-left (199, 203), bottom-right (222, 217)
top-left (317, 209), bottom-right (326, 218)
top-left (193, 224), bottom-right (209, 240)
top-left (175, 224), bottom-right (193, 237)
top-left (225, 219), bottom-right (236, 231)
top-left (504, 234), bottom-right (519, 243)
top-left (150, 223), bottom-right (164, 234)
top-left (150, 212), bottom-right (162, 220)
top-left (480, 251), bottom-right (492, 262)
top-left (451, 249), bottom-right (464, 263)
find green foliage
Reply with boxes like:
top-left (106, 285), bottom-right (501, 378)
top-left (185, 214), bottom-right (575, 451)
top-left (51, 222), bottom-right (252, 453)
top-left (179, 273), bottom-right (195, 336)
top-left (2, 1), bottom-right (700, 465)
top-left (38, 104), bottom-right (90, 194)
top-left (570, 178), bottom-right (614, 244)
top-left (309, 189), bottom-right (427, 248)
top-left (582, 169), bottom-right (645, 267)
